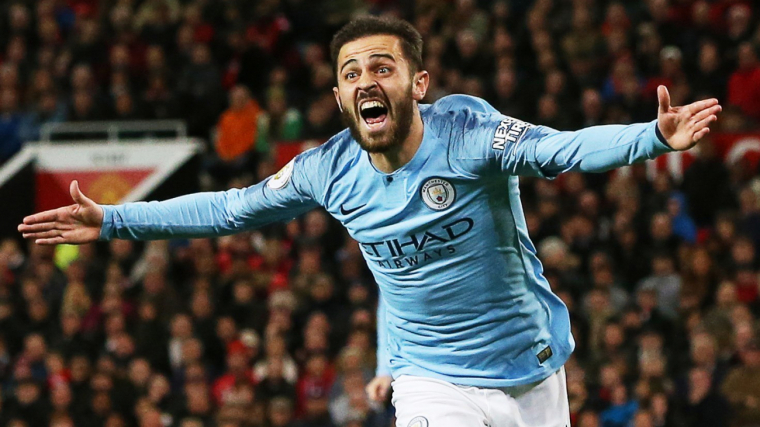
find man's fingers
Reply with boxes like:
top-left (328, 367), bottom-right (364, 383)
top-left (23, 230), bottom-right (63, 240)
top-left (693, 127), bottom-right (711, 142)
top-left (687, 98), bottom-right (720, 115)
top-left (35, 236), bottom-right (67, 245)
top-left (657, 85), bottom-right (671, 114)
top-left (686, 114), bottom-right (717, 144)
top-left (688, 105), bottom-right (722, 126)
top-left (18, 221), bottom-right (59, 233)
top-left (23, 209), bottom-right (61, 225)
top-left (693, 114), bottom-right (718, 131)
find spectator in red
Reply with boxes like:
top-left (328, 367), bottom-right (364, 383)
top-left (727, 42), bottom-right (760, 122)
top-left (211, 342), bottom-right (255, 406)
top-left (46, 351), bottom-right (70, 389)
top-left (295, 352), bottom-right (335, 424)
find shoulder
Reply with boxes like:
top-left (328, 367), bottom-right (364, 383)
top-left (420, 95), bottom-right (506, 143)
top-left (296, 128), bottom-right (358, 167)
top-left (422, 95), bottom-right (503, 136)
top-left (290, 129), bottom-right (360, 201)
top-left (429, 94), bottom-right (500, 116)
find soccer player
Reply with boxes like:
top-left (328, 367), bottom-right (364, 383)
top-left (20, 17), bottom-right (721, 427)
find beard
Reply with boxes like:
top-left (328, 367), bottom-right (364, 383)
top-left (341, 85), bottom-right (415, 153)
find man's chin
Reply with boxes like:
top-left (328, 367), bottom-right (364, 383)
top-left (358, 135), bottom-right (398, 153)
top-left (350, 124), bottom-right (398, 153)
top-left (344, 109), bottom-right (408, 154)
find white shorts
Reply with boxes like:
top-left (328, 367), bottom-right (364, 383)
top-left (391, 369), bottom-right (570, 427)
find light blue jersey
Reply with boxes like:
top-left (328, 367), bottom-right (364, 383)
top-left (100, 95), bottom-right (672, 387)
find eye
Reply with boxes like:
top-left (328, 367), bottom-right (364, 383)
top-left (345, 71), bottom-right (357, 80)
top-left (378, 67), bottom-right (390, 74)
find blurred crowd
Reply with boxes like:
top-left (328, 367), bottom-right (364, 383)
top-left (1, 0), bottom-right (760, 427)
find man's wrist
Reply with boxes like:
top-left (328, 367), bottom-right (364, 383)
top-left (98, 205), bottom-right (113, 241)
top-left (654, 120), bottom-right (675, 150)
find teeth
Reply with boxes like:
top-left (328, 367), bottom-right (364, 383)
top-left (361, 100), bottom-right (384, 110)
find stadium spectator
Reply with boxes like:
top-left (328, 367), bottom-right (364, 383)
top-left (728, 42), bottom-right (760, 121)
top-left (721, 336), bottom-right (760, 427)
top-left (256, 87), bottom-right (302, 148)
top-left (3, 1), bottom-right (760, 426)
top-left (207, 85), bottom-right (263, 185)
top-left (17, 91), bottom-right (67, 143)
top-left (0, 88), bottom-right (23, 164)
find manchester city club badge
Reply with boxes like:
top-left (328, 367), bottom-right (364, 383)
top-left (420, 177), bottom-right (456, 211)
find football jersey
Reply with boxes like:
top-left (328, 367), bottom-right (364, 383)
top-left (100, 94), bottom-right (672, 387)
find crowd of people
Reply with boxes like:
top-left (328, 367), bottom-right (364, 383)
top-left (1, 0), bottom-right (760, 426)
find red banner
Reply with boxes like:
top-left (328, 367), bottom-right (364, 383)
top-left (36, 170), bottom-right (153, 212)
top-left (31, 142), bottom-right (200, 211)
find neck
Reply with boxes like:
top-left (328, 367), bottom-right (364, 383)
top-left (368, 105), bottom-right (424, 173)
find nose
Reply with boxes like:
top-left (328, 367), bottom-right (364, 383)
top-left (357, 70), bottom-right (377, 92)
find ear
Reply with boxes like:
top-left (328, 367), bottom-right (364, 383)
top-left (333, 87), bottom-right (343, 112)
top-left (412, 70), bottom-right (430, 102)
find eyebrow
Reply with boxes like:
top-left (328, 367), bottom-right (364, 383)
top-left (339, 53), bottom-right (396, 74)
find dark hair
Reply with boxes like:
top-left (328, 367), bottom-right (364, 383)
top-left (330, 16), bottom-right (423, 76)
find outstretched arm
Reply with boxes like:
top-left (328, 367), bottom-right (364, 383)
top-left (523, 86), bottom-right (721, 177)
top-left (20, 153), bottom-right (324, 244)
top-left (96, 183), bottom-right (316, 240)
top-left (450, 86), bottom-right (721, 178)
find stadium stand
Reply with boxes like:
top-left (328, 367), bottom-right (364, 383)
top-left (0, 0), bottom-right (760, 426)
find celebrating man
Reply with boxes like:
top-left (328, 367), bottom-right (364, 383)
top-left (20, 17), bottom-right (721, 427)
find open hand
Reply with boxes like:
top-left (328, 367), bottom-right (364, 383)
top-left (657, 85), bottom-right (722, 151)
top-left (18, 180), bottom-right (104, 245)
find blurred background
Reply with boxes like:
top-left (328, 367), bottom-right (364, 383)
top-left (1, 0), bottom-right (760, 426)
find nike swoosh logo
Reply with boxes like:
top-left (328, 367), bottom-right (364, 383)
top-left (340, 204), bottom-right (366, 215)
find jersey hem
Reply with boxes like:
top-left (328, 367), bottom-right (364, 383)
top-left (389, 348), bottom-right (570, 388)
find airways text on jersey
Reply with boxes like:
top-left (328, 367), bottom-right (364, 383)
top-left (358, 217), bottom-right (474, 269)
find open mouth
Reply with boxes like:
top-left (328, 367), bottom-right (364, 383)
top-left (359, 99), bottom-right (389, 130)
